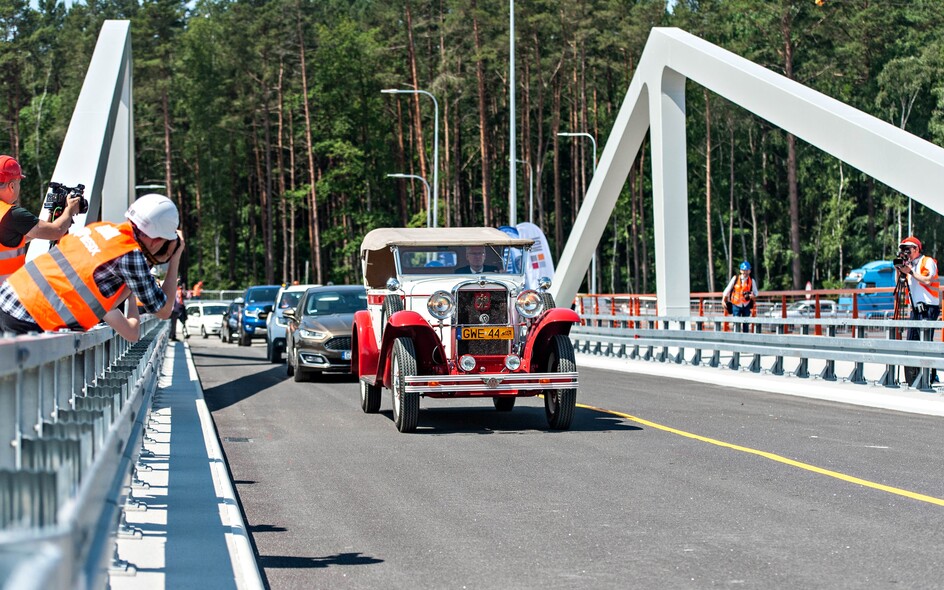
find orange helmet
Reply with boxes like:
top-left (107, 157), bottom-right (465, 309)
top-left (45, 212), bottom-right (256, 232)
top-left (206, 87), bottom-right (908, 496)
top-left (899, 236), bottom-right (922, 252)
top-left (0, 156), bottom-right (25, 183)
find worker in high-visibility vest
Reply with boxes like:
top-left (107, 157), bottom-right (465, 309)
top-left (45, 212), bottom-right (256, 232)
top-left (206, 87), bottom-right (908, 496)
top-left (0, 194), bottom-right (184, 341)
top-left (896, 236), bottom-right (940, 384)
top-left (0, 155), bottom-right (83, 282)
top-left (722, 261), bottom-right (758, 333)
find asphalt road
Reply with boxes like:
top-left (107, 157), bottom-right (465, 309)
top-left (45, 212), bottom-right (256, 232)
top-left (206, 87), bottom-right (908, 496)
top-left (191, 336), bottom-right (944, 590)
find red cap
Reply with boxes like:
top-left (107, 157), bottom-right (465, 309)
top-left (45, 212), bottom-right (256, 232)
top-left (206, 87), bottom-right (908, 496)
top-left (0, 156), bottom-right (24, 183)
top-left (899, 236), bottom-right (922, 251)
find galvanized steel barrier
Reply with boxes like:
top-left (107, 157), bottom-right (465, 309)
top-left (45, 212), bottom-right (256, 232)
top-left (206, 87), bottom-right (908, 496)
top-left (0, 318), bottom-right (167, 589)
top-left (571, 314), bottom-right (944, 392)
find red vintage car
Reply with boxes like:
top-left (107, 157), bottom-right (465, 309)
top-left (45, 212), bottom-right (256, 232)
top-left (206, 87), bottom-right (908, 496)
top-left (352, 227), bottom-right (580, 433)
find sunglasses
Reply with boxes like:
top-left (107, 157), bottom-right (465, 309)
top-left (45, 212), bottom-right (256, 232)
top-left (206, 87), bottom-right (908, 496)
top-left (154, 235), bottom-right (181, 259)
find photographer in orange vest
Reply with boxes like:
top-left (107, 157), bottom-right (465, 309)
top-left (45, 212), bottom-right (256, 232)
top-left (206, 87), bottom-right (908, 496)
top-left (0, 155), bottom-right (83, 282)
top-left (0, 193), bottom-right (184, 341)
top-left (722, 261), bottom-right (758, 333)
top-left (895, 236), bottom-right (940, 384)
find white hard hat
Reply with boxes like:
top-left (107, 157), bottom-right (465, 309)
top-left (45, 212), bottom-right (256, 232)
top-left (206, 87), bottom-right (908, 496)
top-left (125, 194), bottom-right (179, 240)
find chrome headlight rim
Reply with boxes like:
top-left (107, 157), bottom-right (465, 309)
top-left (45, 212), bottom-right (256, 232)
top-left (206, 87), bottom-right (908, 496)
top-left (427, 290), bottom-right (454, 320)
top-left (515, 289), bottom-right (543, 319)
top-left (458, 354), bottom-right (477, 372)
top-left (504, 354), bottom-right (521, 371)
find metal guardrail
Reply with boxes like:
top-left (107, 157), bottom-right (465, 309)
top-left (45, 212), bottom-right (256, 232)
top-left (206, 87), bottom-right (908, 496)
top-left (571, 314), bottom-right (944, 392)
top-left (0, 318), bottom-right (167, 589)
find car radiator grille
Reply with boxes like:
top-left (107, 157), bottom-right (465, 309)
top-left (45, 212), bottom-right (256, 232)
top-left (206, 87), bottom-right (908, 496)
top-left (324, 336), bottom-right (352, 351)
top-left (456, 288), bottom-right (510, 356)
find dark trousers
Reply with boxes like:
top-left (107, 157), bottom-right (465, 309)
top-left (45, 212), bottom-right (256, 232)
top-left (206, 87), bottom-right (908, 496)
top-left (0, 307), bottom-right (42, 335)
top-left (907, 304), bottom-right (940, 383)
top-left (732, 303), bottom-right (753, 332)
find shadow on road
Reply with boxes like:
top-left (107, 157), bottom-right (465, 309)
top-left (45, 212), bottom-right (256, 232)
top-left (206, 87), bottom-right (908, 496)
top-left (203, 365), bottom-right (288, 411)
top-left (257, 552), bottom-right (384, 569)
top-left (384, 405), bottom-right (641, 434)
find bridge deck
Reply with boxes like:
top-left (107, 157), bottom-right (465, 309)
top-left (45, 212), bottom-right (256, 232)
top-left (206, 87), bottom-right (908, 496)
top-left (110, 342), bottom-right (261, 589)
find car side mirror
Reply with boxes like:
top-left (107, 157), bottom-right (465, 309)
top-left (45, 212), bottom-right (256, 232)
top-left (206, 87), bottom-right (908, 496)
top-left (283, 309), bottom-right (296, 320)
top-left (263, 304), bottom-right (274, 314)
top-left (192, 311), bottom-right (201, 317)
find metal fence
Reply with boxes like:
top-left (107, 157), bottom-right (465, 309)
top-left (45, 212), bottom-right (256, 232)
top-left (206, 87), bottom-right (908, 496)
top-left (0, 318), bottom-right (168, 589)
top-left (571, 314), bottom-right (944, 391)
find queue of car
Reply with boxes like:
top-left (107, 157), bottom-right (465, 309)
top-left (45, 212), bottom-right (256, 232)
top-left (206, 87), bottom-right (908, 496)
top-left (212, 283), bottom-right (363, 379)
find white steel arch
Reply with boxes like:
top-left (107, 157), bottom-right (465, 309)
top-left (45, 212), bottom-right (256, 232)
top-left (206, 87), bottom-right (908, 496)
top-left (551, 27), bottom-right (944, 315)
top-left (27, 20), bottom-right (135, 261)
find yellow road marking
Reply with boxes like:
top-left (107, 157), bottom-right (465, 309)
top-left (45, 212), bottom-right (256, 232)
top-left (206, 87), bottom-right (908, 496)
top-left (578, 402), bottom-right (944, 507)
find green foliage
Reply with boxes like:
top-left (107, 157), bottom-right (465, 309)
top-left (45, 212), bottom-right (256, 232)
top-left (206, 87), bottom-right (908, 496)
top-left (2, 0), bottom-right (944, 293)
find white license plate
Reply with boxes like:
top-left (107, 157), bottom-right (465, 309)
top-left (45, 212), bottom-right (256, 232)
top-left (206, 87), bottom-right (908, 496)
top-left (342, 350), bottom-right (351, 360)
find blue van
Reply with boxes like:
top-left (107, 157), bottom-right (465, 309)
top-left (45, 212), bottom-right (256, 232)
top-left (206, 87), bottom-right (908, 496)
top-left (238, 285), bottom-right (280, 346)
top-left (838, 260), bottom-right (896, 318)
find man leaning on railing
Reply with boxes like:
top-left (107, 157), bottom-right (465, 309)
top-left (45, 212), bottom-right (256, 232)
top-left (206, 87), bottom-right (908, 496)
top-left (0, 194), bottom-right (184, 342)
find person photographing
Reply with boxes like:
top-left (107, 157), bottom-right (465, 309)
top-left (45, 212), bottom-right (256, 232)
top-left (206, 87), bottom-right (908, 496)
top-left (0, 193), bottom-right (184, 342)
top-left (894, 236), bottom-right (940, 384)
top-left (722, 261), bottom-right (757, 332)
top-left (0, 155), bottom-right (83, 282)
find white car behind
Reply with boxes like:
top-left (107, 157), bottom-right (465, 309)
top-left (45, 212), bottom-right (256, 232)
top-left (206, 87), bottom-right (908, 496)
top-left (184, 300), bottom-right (229, 338)
top-left (266, 284), bottom-right (319, 362)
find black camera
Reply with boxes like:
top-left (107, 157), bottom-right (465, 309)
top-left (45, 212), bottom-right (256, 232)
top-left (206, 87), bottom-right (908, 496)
top-left (43, 182), bottom-right (88, 220)
top-left (893, 251), bottom-right (910, 268)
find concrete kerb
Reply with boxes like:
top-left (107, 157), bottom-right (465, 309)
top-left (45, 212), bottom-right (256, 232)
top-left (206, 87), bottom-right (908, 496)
top-left (576, 352), bottom-right (944, 418)
top-left (110, 342), bottom-right (263, 590)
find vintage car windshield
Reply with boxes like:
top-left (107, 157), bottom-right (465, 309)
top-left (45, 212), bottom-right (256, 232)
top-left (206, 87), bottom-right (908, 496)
top-left (396, 245), bottom-right (526, 276)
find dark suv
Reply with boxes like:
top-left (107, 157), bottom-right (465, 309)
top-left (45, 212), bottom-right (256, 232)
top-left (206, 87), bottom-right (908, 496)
top-left (238, 285), bottom-right (280, 346)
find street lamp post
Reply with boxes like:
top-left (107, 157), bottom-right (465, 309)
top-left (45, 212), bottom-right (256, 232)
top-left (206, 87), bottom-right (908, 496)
top-left (509, 0), bottom-right (517, 227)
top-left (515, 159), bottom-right (533, 224)
top-left (558, 132), bottom-right (598, 295)
top-left (382, 88), bottom-right (439, 228)
top-left (386, 173), bottom-right (431, 228)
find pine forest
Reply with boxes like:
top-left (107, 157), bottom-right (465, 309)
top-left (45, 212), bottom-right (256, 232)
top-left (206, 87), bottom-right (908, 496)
top-left (3, 0), bottom-right (944, 294)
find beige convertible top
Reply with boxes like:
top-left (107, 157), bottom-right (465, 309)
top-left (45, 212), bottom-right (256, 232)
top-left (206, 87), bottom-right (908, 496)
top-left (360, 227), bottom-right (533, 252)
top-left (360, 227), bottom-right (533, 288)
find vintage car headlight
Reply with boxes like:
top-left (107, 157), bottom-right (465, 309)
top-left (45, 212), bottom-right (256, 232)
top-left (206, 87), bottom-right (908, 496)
top-left (504, 354), bottom-right (521, 371)
top-left (427, 290), bottom-right (454, 320)
top-left (299, 329), bottom-right (327, 340)
top-left (386, 278), bottom-right (401, 292)
top-left (459, 355), bottom-right (477, 372)
top-left (538, 276), bottom-right (552, 290)
top-left (515, 290), bottom-right (543, 318)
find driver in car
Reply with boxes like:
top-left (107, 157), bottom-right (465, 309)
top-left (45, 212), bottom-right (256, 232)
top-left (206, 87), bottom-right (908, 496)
top-left (455, 246), bottom-right (498, 274)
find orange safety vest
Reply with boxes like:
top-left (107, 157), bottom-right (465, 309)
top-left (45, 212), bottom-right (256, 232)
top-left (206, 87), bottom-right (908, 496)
top-left (729, 275), bottom-right (753, 306)
top-left (7, 221), bottom-right (140, 331)
top-left (0, 201), bottom-right (28, 282)
top-left (914, 255), bottom-right (941, 299)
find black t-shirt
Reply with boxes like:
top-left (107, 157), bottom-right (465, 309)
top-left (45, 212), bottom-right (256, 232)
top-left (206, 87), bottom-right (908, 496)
top-left (0, 206), bottom-right (39, 247)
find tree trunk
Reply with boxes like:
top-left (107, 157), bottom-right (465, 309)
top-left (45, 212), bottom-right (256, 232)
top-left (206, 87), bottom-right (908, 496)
top-left (277, 58), bottom-right (288, 285)
top-left (782, 7), bottom-right (802, 289)
top-left (405, 1), bottom-right (430, 217)
top-left (704, 89), bottom-right (714, 292)
top-left (297, 1), bottom-right (322, 284)
top-left (471, 0), bottom-right (490, 226)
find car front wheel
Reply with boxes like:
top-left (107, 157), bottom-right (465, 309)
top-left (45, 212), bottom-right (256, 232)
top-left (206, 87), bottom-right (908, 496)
top-left (391, 337), bottom-right (418, 433)
top-left (293, 351), bottom-right (309, 382)
top-left (543, 334), bottom-right (577, 430)
top-left (360, 379), bottom-right (381, 413)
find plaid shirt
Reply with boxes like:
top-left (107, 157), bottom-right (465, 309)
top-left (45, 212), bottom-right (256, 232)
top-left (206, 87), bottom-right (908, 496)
top-left (0, 249), bottom-right (166, 327)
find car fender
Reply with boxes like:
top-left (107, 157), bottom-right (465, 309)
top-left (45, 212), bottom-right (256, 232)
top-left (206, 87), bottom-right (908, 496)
top-left (352, 310), bottom-right (379, 379)
top-left (523, 308), bottom-right (581, 372)
top-left (378, 310), bottom-right (446, 389)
